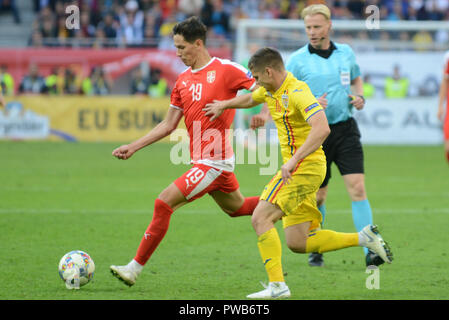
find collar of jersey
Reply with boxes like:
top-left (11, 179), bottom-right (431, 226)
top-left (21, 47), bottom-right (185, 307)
top-left (191, 57), bottom-right (216, 73)
top-left (271, 72), bottom-right (294, 96)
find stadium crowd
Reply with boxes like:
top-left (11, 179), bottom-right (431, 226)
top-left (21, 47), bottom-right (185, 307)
top-left (28, 0), bottom-right (449, 48)
top-left (0, 0), bottom-right (447, 97)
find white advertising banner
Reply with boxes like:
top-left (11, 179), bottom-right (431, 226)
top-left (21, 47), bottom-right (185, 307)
top-left (0, 102), bottom-right (49, 139)
top-left (353, 98), bottom-right (443, 145)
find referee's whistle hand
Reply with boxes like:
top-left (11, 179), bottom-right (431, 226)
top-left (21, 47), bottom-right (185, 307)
top-left (349, 95), bottom-right (365, 110)
top-left (317, 93), bottom-right (327, 109)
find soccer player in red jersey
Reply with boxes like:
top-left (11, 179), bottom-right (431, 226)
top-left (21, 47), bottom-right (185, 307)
top-left (438, 51), bottom-right (449, 164)
top-left (110, 16), bottom-right (259, 286)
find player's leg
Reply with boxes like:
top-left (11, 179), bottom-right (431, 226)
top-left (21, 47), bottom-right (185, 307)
top-left (334, 118), bottom-right (378, 264)
top-left (316, 186), bottom-right (328, 223)
top-left (308, 185), bottom-right (328, 266)
top-left (209, 188), bottom-right (259, 217)
top-left (342, 173), bottom-right (373, 237)
top-left (285, 220), bottom-right (392, 263)
top-left (316, 131), bottom-right (335, 228)
top-left (110, 183), bottom-right (188, 286)
top-left (308, 129), bottom-right (335, 266)
top-left (284, 191), bottom-right (359, 254)
top-left (247, 200), bottom-right (290, 299)
top-left (283, 193), bottom-right (392, 265)
top-left (133, 183), bottom-right (188, 265)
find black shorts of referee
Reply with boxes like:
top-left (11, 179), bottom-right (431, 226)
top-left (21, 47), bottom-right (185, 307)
top-left (321, 117), bottom-right (364, 188)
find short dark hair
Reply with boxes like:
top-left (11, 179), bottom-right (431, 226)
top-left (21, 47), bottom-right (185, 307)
top-left (248, 47), bottom-right (285, 73)
top-left (172, 16), bottom-right (207, 44)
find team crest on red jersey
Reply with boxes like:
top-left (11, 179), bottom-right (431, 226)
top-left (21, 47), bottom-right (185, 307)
top-left (207, 70), bottom-right (216, 83)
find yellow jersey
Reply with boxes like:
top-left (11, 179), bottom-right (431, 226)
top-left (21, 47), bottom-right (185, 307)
top-left (252, 72), bottom-right (326, 172)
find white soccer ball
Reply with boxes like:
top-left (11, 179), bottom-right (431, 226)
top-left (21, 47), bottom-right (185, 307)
top-left (58, 250), bottom-right (95, 289)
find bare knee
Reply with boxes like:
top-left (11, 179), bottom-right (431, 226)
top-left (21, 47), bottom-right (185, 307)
top-left (251, 213), bottom-right (265, 230)
top-left (286, 236), bottom-right (308, 253)
top-left (349, 180), bottom-right (366, 201)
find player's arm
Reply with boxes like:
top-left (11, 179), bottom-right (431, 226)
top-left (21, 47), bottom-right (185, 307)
top-left (250, 103), bottom-right (270, 130)
top-left (203, 92), bottom-right (260, 121)
top-left (281, 110), bottom-right (330, 184)
top-left (438, 70), bottom-right (448, 121)
top-left (349, 76), bottom-right (365, 110)
top-left (112, 107), bottom-right (183, 160)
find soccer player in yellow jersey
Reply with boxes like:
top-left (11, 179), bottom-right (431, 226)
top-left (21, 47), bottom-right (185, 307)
top-left (204, 47), bottom-right (393, 299)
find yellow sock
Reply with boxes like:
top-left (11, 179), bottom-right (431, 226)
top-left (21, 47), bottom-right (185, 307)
top-left (306, 229), bottom-right (359, 253)
top-left (257, 228), bottom-right (284, 283)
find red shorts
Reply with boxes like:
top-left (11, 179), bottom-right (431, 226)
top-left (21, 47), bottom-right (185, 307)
top-left (174, 164), bottom-right (239, 202)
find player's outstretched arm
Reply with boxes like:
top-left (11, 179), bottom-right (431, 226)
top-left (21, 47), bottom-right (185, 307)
top-left (112, 107), bottom-right (183, 160)
top-left (281, 110), bottom-right (330, 184)
top-left (203, 93), bottom-right (259, 121)
top-left (250, 103), bottom-right (270, 130)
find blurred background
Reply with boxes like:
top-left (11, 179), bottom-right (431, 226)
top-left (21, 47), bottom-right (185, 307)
top-left (0, 0), bottom-right (448, 144)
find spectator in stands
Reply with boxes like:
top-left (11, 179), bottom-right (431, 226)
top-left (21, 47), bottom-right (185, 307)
top-left (91, 66), bottom-right (112, 95)
top-left (29, 30), bottom-right (44, 47)
top-left (92, 28), bottom-right (108, 48)
top-left (412, 30), bottom-right (433, 51)
top-left (0, 65), bottom-right (15, 96)
top-left (0, 0), bottom-right (21, 24)
top-left (435, 29), bottom-right (449, 47)
top-left (40, 16), bottom-right (57, 46)
top-left (209, 0), bottom-right (230, 38)
top-left (45, 67), bottom-right (64, 95)
top-left (178, 0), bottom-right (204, 17)
top-left (148, 68), bottom-right (168, 97)
top-left (97, 12), bottom-right (119, 41)
top-left (157, 12), bottom-right (177, 50)
top-left (384, 64), bottom-right (409, 98)
top-left (63, 66), bottom-right (82, 94)
top-left (346, 0), bottom-right (364, 19)
top-left (19, 63), bottom-right (48, 94)
top-left (55, 15), bottom-right (74, 46)
top-left (79, 10), bottom-right (96, 38)
top-left (426, 0), bottom-right (449, 20)
top-left (118, 0), bottom-right (145, 46)
top-left (130, 68), bottom-right (150, 95)
top-left (363, 75), bottom-right (376, 98)
top-left (81, 68), bottom-right (94, 95)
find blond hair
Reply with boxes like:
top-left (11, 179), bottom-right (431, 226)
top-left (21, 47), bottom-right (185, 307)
top-left (301, 4), bottom-right (331, 20)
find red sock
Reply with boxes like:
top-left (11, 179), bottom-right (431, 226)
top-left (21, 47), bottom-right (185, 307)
top-left (229, 196), bottom-right (259, 217)
top-left (134, 199), bottom-right (174, 266)
top-left (446, 151), bottom-right (449, 163)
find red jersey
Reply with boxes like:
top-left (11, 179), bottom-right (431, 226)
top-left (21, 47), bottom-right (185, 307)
top-left (170, 57), bottom-right (256, 171)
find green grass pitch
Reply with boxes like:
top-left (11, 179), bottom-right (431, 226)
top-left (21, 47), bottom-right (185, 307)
top-left (1, 141), bottom-right (448, 300)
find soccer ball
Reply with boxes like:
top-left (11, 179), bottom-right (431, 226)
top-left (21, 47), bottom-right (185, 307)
top-left (58, 250), bottom-right (95, 289)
